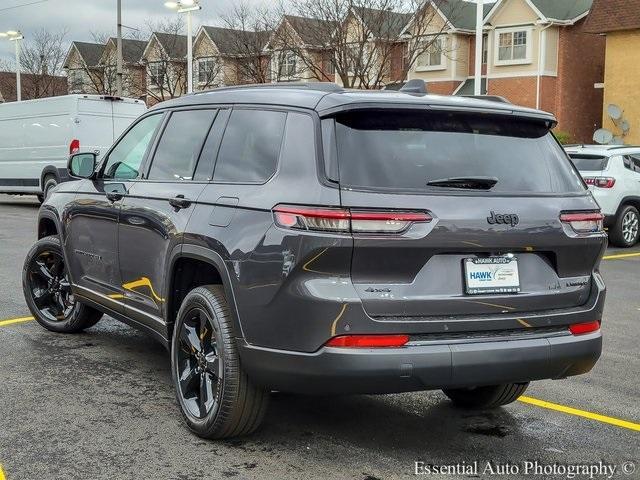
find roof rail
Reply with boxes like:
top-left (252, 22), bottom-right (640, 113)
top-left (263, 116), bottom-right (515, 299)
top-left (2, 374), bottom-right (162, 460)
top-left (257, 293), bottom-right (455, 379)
top-left (192, 82), bottom-right (345, 96)
top-left (606, 145), bottom-right (640, 150)
top-left (462, 95), bottom-right (512, 104)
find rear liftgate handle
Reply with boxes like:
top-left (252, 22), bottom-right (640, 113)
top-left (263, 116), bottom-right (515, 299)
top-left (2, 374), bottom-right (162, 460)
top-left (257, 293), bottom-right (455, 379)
top-left (169, 194), bottom-right (192, 210)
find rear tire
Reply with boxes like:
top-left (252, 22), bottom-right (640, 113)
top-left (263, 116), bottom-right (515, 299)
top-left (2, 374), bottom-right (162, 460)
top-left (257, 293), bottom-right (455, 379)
top-left (609, 205), bottom-right (640, 248)
top-left (22, 235), bottom-right (103, 333)
top-left (171, 285), bottom-right (269, 439)
top-left (443, 382), bottom-right (529, 409)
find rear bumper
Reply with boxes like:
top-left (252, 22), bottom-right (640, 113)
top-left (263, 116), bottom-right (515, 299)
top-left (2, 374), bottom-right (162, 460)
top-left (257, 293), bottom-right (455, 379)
top-left (239, 331), bottom-right (602, 394)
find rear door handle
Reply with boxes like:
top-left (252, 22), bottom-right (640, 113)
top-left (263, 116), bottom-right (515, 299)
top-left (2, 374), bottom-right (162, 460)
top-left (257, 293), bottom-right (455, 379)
top-left (169, 195), bottom-right (192, 210)
top-left (106, 191), bottom-right (124, 202)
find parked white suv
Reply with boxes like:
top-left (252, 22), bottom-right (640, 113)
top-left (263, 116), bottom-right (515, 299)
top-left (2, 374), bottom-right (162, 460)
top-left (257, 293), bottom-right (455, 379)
top-left (565, 145), bottom-right (640, 247)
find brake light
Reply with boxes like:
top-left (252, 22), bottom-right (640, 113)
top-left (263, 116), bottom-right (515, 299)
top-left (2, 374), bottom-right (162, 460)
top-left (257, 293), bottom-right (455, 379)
top-left (70, 139), bottom-right (80, 155)
top-left (584, 177), bottom-right (615, 188)
top-left (569, 321), bottom-right (600, 335)
top-left (273, 205), bottom-right (431, 234)
top-left (560, 212), bottom-right (604, 234)
top-left (325, 334), bottom-right (410, 348)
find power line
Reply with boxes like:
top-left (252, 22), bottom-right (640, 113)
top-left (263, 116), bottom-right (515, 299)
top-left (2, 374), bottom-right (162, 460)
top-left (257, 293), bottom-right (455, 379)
top-left (0, 0), bottom-right (49, 12)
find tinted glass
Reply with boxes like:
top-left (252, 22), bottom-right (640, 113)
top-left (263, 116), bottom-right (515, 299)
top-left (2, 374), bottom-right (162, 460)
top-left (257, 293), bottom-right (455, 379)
top-left (214, 109), bottom-right (286, 183)
top-left (623, 155), bottom-right (640, 173)
top-left (334, 111), bottom-right (585, 194)
top-left (147, 109), bottom-right (217, 181)
top-left (569, 154), bottom-right (609, 172)
top-left (103, 114), bottom-right (162, 180)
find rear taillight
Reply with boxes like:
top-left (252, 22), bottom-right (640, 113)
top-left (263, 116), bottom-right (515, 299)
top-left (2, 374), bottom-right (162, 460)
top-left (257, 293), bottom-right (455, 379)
top-left (70, 139), bottom-right (80, 155)
top-left (569, 321), bottom-right (600, 335)
top-left (325, 334), bottom-right (410, 348)
top-left (560, 212), bottom-right (604, 234)
top-left (273, 205), bottom-right (431, 234)
top-left (584, 177), bottom-right (615, 188)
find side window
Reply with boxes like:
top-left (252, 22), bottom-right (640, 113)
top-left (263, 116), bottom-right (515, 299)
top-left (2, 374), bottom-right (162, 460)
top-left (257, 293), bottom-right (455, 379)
top-left (147, 109), bottom-right (217, 181)
top-left (103, 114), bottom-right (162, 180)
top-left (213, 109), bottom-right (287, 183)
top-left (623, 155), bottom-right (640, 173)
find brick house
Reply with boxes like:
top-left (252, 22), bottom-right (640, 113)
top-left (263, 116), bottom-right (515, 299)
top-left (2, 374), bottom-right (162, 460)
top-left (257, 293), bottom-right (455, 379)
top-left (0, 71), bottom-right (67, 103)
top-left (193, 26), bottom-right (271, 90)
top-left (97, 38), bottom-right (147, 100)
top-left (63, 41), bottom-right (105, 94)
top-left (265, 15), bottom-right (337, 83)
top-left (585, 0), bottom-right (640, 145)
top-left (483, 0), bottom-right (605, 142)
top-left (141, 32), bottom-right (188, 105)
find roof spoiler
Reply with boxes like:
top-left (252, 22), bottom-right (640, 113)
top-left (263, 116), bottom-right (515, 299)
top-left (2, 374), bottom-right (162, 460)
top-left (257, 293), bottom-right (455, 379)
top-left (462, 95), bottom-right (511, 104)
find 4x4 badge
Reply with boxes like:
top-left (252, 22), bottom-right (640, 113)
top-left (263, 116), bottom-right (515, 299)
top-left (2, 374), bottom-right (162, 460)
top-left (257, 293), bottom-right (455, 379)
top-left (487, 211), bottom-right (519, 227)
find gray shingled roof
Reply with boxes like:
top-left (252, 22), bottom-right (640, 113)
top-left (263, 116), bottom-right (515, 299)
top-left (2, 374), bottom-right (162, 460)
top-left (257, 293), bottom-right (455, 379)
top-left (72, 41), bottom-right (105, 67)
top-left (353, 7), bottom-right (413, 38)
top-left (283, 15), bottom-right (337, 46)
top-left (530, 0), bottom-right (593, 21)
top-left (454, 77), bottom-right (487, 96)
top-left (153, 32), bottom-right (188, 59)
top-left (440, 0), bottom-right (496, 30)
top-left (202, 26), bottom-right (269, 56)
top-left (107, 38), bottom-right (147, 64)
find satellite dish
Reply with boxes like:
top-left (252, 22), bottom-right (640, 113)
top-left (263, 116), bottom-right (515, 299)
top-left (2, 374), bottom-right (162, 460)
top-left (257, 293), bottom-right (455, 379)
top-left (607, 104), bottom-right (623, 121)
top-left (593, 128), bottom-right (614, 145)
top-left (621, 119), bottom-right (631, 133)
top-left (612, 136), bottom-right (625, 145)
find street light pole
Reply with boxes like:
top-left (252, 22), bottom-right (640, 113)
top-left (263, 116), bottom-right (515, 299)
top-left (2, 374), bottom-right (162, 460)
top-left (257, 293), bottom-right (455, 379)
top-left (165, 0), bottom-right (201, 95)
top-left (186, 8), bottom-right (193, 93)
top-left (117, 0), bottom-right (123, 96)
top-left (474, 0), bottom-right (484, 96)
top-left (2, 31), bottom-right (24, 101)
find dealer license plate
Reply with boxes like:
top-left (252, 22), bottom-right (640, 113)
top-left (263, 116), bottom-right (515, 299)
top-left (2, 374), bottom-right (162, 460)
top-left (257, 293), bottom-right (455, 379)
top-left (464, 256), bottom-right (520, 295)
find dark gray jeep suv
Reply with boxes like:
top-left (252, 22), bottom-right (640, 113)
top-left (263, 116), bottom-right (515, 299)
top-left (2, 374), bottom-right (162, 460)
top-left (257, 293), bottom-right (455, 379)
top-left (23, 83), bottom-right (606, 439)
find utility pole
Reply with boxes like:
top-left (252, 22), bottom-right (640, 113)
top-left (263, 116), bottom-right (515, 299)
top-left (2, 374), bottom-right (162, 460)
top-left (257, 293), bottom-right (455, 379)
top-left (116, 0), bottom-right (123, 96)
top-left (474, 0), bottom-right (483, 96)
top-left (14, 36), bottom-right (22, 101)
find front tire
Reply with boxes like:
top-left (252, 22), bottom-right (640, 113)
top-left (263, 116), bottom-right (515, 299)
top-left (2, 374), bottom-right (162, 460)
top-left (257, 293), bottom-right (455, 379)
top-left (171, 285), bottom-right (269, 439)
top-left (610, 205), bottom-right (640, 248)
top-left (22, 235), bottom-right (103, 333)
top-left (443, 383), bottom-right (529, 409)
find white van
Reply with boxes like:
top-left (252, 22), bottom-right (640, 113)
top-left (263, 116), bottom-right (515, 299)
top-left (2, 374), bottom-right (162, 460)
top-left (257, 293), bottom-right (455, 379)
top-left (0, 95), bottom-right (146, 200)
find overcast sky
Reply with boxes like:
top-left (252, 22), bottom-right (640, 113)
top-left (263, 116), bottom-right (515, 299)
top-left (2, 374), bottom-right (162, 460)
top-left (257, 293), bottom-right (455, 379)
top-left (0, 0), bottom-right (247, 68)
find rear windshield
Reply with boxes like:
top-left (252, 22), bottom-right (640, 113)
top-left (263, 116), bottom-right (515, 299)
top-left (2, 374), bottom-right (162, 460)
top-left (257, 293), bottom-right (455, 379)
top-left (568, 154), bottom-right (609, 172)
top-left (331, 110), bottom-right (585, 194)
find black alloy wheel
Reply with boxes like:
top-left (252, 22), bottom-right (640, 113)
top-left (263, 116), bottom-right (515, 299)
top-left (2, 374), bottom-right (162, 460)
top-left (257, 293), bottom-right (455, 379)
top-left (176, 307), bottom-right (224, 419)
top-left (27, 249), bottom-right (74, 322)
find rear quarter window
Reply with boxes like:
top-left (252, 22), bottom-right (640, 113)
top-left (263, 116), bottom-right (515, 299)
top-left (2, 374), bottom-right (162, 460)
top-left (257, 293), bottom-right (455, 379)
top-left (332, 110), bottom-right (585, 194)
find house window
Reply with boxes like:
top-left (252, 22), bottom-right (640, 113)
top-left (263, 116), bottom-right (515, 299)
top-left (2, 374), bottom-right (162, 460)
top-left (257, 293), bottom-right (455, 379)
top-left (497, 29), bottom-right (529, 63)
top-left (68, 69), bottom-right (84, 92)
top-left (198, 58), bottom-right (217, 84)
top-left (148, 62), bottom-right (167, 87)
top-left (278, 51), bottom-right (297, 79)
top-left (416, 37), bottom-right (444, 70)
top-left (482, 34), bottom-right (488, 64)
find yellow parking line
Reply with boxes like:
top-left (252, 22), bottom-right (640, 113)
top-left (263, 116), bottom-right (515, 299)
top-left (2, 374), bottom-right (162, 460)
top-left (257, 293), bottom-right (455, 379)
top-left (519, 396), bottom-right (640, 432)
top-left (0, 316), bottom-right (34, 327)
top-left (602, 252), bottom-right (640, 260)
top-left (0, 463), bottom-right (6, 480)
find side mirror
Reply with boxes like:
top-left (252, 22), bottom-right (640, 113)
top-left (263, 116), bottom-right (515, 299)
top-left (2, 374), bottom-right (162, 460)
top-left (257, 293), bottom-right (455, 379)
top-left (68, 152), bottom-right (97, 179)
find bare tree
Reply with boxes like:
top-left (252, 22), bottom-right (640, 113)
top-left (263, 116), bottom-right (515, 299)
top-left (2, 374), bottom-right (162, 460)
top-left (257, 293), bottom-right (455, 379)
top-left (19, 28), bottom-right (69, 98)
top-left (269, 0), bottom-right (459, 89)
top-left (219, 2), bottom-right (277, 84)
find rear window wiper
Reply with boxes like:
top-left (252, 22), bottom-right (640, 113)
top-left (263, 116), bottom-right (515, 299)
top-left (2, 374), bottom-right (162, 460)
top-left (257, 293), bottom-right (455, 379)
top-left (426, 176), bottom-right (498, 190)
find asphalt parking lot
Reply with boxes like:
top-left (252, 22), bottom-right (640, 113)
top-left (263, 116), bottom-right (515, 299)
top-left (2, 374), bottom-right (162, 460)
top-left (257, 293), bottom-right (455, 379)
top-left (0, 194), bottom-right (637, 480)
